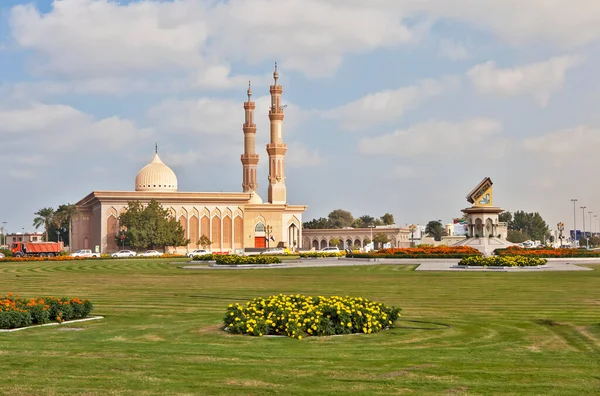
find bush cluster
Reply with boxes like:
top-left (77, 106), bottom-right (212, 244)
top-left (459, 255), bottom-right (547, 267)
top-left (215, 255), bottom-right (281, 265)
top-left (353, 246), bottom-right (482, 259)
top-left (299, 252), bottom-right (345, 258)
top-left (0, 293), bottom-right (94, 329)
top-left (0, 254), bottom-right (188, 263)
top-left (223, 294), bottom-right (401, 339)
top-left (495, 247), bottom-right (600, 257)
top-left (0, 249), bottom-right (12, 258)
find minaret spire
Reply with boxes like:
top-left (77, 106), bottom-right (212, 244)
top-left (241, 80), bottom-right (259, 193)
top-left (267, 62), bottom-right (287, 204)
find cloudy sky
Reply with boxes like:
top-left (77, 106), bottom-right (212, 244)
top-left (1, 0), bottom-right (600, 235)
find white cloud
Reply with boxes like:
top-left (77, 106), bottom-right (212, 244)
top-left (0, 102), bottom-right (152, 178)
top-left (286, 142), bottom-right (324, 168)
top-left (438, 39), bottom-right (471, 60)
top-left (467, 55), bottom-right (585, 106)
top-left (522, 125), bottom-right (600, 167)
top-left (322, 77), bottom-right (459, 130)
top-left (358, 118), bottom-right (502, 156)
top-left (382, 166), bottom-right (418, 180)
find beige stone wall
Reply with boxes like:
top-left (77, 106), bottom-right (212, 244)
top-left (303, 227), bottom-right (411, 250)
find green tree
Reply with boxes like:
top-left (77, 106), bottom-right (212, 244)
top-left (33, 207), bottom-right (55, 241)
top-left (425, 220), bottom-right (445, 241)
top-left (373, 233), bottom-right (389, 249)
top-left (329, 237), bottom-right (341, 247)
top-left (507, 229), bottom-right (530, 243)
top-left (498, 212), bottom-right (512, 223)
top-left (303, 217), bottom-right (330, 229)
top-left (198, 235), bottom-right (212, 249)
top-left (509, 211), bottom-right (549, 241)
top-left (118, 200), bottom-right (189, 251)
top-left (359, 215), bottom-right (375, 227)
top-left (328, 209), bottom-right (354, 229)
top-left (54, 204), bottom-right (78, 250)
top-left (381, 213), bottom-right (395, 225)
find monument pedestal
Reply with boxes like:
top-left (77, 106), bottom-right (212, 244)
top-left (452, 178), bottom-right (514, 256)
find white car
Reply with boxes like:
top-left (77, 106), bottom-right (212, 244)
top-left (111, 250), bottom-right (137, 257)
top-left (70, 249), bottom-right (100, 258)
top-left (0, 253), bottom-right (4, 259)
top-left (139, 250), bottom-right (163, 257)
top-left (319, 247), bottom-right (340, 253)
top-left (260, 248), bottom-right (285, 255)
top-left (188, 249), bottom-right (210, 258)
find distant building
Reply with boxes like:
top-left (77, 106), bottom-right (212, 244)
top-left (302, 226), bottom-right (411, 250)
top-left (6, 232), bottom-right (45, 245)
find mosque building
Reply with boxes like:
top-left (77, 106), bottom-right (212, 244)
top-left (72, 65), bottom-right (306, 254)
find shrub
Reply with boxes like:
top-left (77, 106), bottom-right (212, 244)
top-left (459, 255), bottom-right (547, 267)
top-left (0, 293), bottom-right (94, 329)
top-left (299, 252), bottom-right (345, 258)
top-left (223, 294), bottom-right (401, 339)
top-left (494, 247), bottom-right (600, 258)
top-left (0, 249), bottom-right (12, 258)
top-left (352, 246), bottom-right (481, 259)
top-left (215, 255), bottom-right (281, 265)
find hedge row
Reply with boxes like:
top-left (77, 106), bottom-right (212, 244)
top-left (459, 255), bottom-right (547, 267)
top-left (494, 247), bottom-right (600, 257)
top-left (214, 255), bottom-right (281, 265)
top-left (299, 252), bottom-right (345, 258)
top-left (0, 293), bottom-right (94, 329)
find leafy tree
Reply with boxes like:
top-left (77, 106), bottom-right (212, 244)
top-left (33, 207), bottom-right (55, 241)
top-left (328, 209), bottom-right (354, 229)
top-left (353, 218), bottom-right (365, 228)
top-left (381, 213), bottom-right (395, 225)
top-left (53, 204), bottom-right (78, 250)
top-left (359, 215), bottom-right (375, 227)
top-left (363, 237), bottom-right (371, 245)
top-left (507, 211), bottom-right (549, 241)
top-left (329, 237), bottom-right (341, 247)
top-left (303, 217), bottom-right (330, 229)
top-left (498, 212), bottom-right (512, 223)
top-left (198, 235), bottom-right (212, 249)
top-left (373, 233), bottom-right (389, 249)
top-left (507, 230), bottom-right (530, 243)
top-left (425, 221), bottom-right (445, 241)
top-left (373, 218), bottom-right (384, 226)
top-left (118, 200), bottom-right (189, 251)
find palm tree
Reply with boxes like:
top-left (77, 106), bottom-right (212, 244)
top-left (55, 204), bottom-right (78, 251)
top-left (33, 207), bottom-right (55, 241)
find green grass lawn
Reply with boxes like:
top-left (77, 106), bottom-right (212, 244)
top-left (0, 259), bottom-right (599, 395)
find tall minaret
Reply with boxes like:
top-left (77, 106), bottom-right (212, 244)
top-left (241, 81), bottom-right (259, 193)
top-left (267, 62), bottom-right (287, 204)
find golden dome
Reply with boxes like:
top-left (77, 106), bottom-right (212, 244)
top-left (135, 153), bottom-right (178, 192)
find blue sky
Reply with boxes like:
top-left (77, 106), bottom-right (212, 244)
top-left (2, 0), bottom-right (600, 235)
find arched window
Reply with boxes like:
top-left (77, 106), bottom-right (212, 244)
top-left (255, 223), bottom-right (265, 232)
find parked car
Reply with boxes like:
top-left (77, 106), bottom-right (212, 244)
top-left (0, 253), bottom-right (4, 259)
top-left (139, 250), bottom-right (163, 257)
top-left (70, 249), bottom-right (100, 258)
top-left (188, 249), bottom-right (210, 258)
top-left (318, 247), bottom-right (340, 253)
top-left (111, 250), bottom-right (137, 257)
top-left (260, 248), bottom-right (285, 255)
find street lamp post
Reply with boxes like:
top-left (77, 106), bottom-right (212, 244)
top-left (368, 225), bottom-right (375, 250)
top-left (1, 221), bottom-right (6, 246)
top-left (589, 211), bottom-right (593, 247)
top-left (265, 225), bottom-right (273, 248)
top-left (580, 206), bottom-right (587, 248)
top-left (557, 222), bottom-right (564, 248)
top-left (408, 224), bottom-right (416, 247)
top-left (594, 215), bottom-right (599, 238)
top-left (570, 199), bottom-right (577, 245)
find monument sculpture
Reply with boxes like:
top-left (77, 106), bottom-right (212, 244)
top-left (453, 177), bottom-right (513, 255)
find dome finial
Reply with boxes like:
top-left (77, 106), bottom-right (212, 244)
top-left (155, 142), bottom-right (158, 154)
top-left (247, 80), bottom-right (252, 99)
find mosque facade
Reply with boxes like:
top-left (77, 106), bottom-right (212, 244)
top-left (72, 65), bottom-right (306, 254)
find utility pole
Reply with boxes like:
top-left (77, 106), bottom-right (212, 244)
top-left (571, 199), bottom-right (578, 246)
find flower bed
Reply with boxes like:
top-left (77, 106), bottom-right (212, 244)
top-left (494, 247), bottom-right (600, 257)
top-left (214, 255), bottom-right (281, 265)
top-left (223, 294), bottom-right (401, 339)
top-left (0, 293), bottom-right (94, 329)
top-left (459, 255), bottom-right (547, 267)
top-left (0, 254), bottom-right (187, 263)
top-left (352, 246), bottom-right (482, 259)
top-left (299, 252), bottom-right (345, 258)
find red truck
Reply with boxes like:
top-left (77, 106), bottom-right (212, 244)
top-left (11, 242), bottom-right (62, 258)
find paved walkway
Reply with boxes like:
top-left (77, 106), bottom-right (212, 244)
top-left (180, 257), bottom-right (597, 272)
